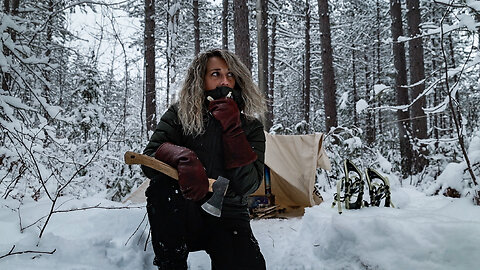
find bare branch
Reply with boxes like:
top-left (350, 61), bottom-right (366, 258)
top-left (38, 120), bottom-right (122, 239)
top-left (51, 204), bottom-right (144, 214)
top-left (0, 245), bottom-right (56, 260)
top-left (27, 0), bottom-right (132, 46)
top-left (439, 3), bottom-right (478, 186)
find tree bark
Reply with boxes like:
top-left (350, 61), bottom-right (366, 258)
top-left (375, 0), bottom-right (382, 134)
top-left (42, 0), bottom-right (53, 109)
top-left (256, 0), bottom-right (271, 130)
top-left (406, 0), bottom-right (428, 172)
top-left (390, 0), bottom-right (413, 178)
top-left (145, 0), bottom-right (157, 133)
top-left (233, 0), bottom-right (251, 71)
top-left (193, 0), bottom-right (200, 55)
top-left (1, 0), bottom-right (18, 92)
top-left (222, 0), bottom-right (228, 50)
top-left (304, 0), bottom-right (311, 128)
top-left (317, 0), bottom-right (337, 131)
top-left (269, 15), bottom-right (276, 128)
top-left (352, 44), bottom-right (358, 127)
top-left (364, 50), bottom-right (375, 145)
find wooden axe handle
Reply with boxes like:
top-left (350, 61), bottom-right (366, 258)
top-left (124, 151), bottom-right (214, 192)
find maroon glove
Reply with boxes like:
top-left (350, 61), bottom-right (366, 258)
top-left (208, 97), bottom-right (257, 169)
top-left (155, 142), bottom-right (209, 201)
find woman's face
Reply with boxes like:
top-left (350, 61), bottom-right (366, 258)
top-left (204, 56), bottom-right (235, 91)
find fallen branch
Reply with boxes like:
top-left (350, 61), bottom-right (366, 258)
top-left (51, 204), bottom-right (145, 214)
top-left (20, 203), bottom-right (144, 233)
top-left (0, 245), bottom-right (56, 260)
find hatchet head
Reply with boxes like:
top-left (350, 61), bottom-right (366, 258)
top-left (201, 176), bottom-right (229, 217)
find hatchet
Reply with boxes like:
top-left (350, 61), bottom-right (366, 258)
top-left (124, 151), bottom-right (229, 217)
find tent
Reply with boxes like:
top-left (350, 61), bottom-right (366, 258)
top-left (123, 132), bottom-right (331, 215)
top-left (250, 132), bottom-right (331, 216)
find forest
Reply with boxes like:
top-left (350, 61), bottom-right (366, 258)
top-left (0, 0), bottom-right (480, 250)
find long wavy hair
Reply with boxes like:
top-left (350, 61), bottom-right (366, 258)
top-left (178, 49), bottom-right (267, 135)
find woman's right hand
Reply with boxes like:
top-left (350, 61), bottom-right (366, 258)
top-left (155, 143), bottom-right (209, 201)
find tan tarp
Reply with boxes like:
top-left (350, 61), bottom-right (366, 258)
top-left (251, 132), bottom-right (331, 214)
top-left (123, 132), bottom-right (331, 208)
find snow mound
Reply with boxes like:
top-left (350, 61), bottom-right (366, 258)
top-left (1, 187), bottom-right (480, 270)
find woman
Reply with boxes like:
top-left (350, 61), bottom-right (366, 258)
top-left (142, 49), bottom-right (267, 270)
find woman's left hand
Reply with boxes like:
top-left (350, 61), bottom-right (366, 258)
top-left (208, 97), bottom-right (257, 169)
top-left (207, 97), bottom-right (241, 132)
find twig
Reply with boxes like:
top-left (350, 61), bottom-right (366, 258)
top-left (0, 245), bottom-right (56, 260)
top-left (144, 228), bottom-right (151, 252)
top-left (51, 204), bottom-right (144, 213)
top-left (125, 212), bottom-right (148, 246)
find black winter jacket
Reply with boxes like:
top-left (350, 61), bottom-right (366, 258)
top-left (142, 104), bottom-right (265, 220)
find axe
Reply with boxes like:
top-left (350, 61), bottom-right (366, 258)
top-left (124, 151), bottom-right (229, 217)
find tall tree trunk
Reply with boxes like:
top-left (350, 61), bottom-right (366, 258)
top-left (375, 0), bottom-right (382, 134)
top-left (269, 15), bottom-right (276, 127)
top-left (406, 0), bottom-right (428, 172)
top-left (352, 44), bottom-right (358, 127)
top-left (256, 0), bottom-right (270, 130)
top-left (166, 0), bottom-right (179, 106)
top-left (193, 0), bottom-right (200, 55)
top-left (222, 0), bottom-right (228, 50)
top-left (365, 50), bottom-right (375, 145)
top-left (317, 0), bottom-right (337, 131)
top-left (145, 0), bottom-right (157, 133)
top-left (2, 0), bottom-right (19, 92)
top-left (350, 2), bottom-right (358, 127)
top-left (390, 0), bottom-right (413, 178)
top-left (233, 0), bottom-right (251, 71)
top-left (304, 0), bottom-right (311, 128)
top-left (166, 0), bottom-right (171, 107)
top-left (3, 0), bottom-right (9, 12)
top-left (43, 0), bottom-right (53, 108)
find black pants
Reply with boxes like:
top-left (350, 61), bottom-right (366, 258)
top-left (146, 176), bottom-right (266, 270)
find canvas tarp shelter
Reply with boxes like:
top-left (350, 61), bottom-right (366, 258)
top-left (251, 132), bottom-right (331, 215)
top-left (123, 132), bottom-right (331, 211)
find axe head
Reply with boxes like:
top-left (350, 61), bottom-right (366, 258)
top-left (201, 176), bottom-right (229, 217)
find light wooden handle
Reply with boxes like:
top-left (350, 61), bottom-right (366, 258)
top-left (124, 151), bottom-right (214, 192)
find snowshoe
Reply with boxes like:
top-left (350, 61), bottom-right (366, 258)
top-left (365, 168), bottom-right (391, 207)
top-left (332, 159), bottom-right (365, 214)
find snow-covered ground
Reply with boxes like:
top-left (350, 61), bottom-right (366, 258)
top-left (1, 185), bottom-right (479, 270)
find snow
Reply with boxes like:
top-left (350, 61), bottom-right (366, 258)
top-left (338, 92), bottom-right (349, 110)
top-left (425, 130), bottom-right (480, 197)
top-left (356, 99), bottom-right (368, 114)
top-left (1, 186), bottom-right (479, 270)
top-left (458, 14), bottom-right (477, 32)
top-left (373, 84), bottom-right (390, 96)
top-left (467, 0), bottom-right (480, 11)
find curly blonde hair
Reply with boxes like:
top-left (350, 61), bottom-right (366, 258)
top-left (177, 49), bottom-right (266, 135)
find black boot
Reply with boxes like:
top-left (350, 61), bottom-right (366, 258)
top-left (154, 258), bottom-right (188, 270)
top-left (152, 243), bottom-right (188, 270)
